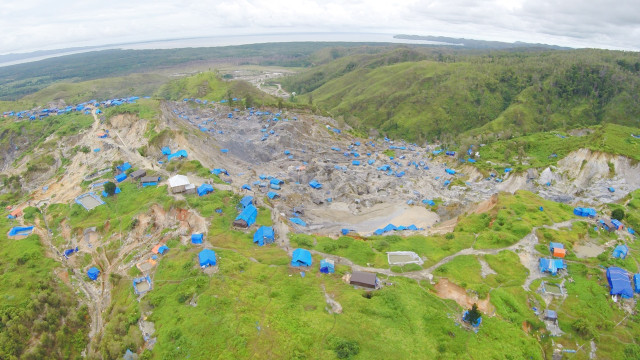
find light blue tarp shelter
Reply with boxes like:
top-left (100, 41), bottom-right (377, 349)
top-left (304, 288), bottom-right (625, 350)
top-left (291, 248), bottom-right (312, 267)
top-left (253, 226), bottom-right (274, 246)
top-left (158, 245), bottom-right (169, 254)
top-left (289, 217), bottom-right (307, 227)
top-left (309, 180), bottom-right (322, 189)
top-left (573, 207), bottom-right (596, 217)
top-left (168, 150), bottom-right (188, 161)
top-left (320, 259), bottom-right (335, 273)
top-left (240, 196), bottom-right (253, 208)
top-left (115, 173), bottom-right (127, 182)
top-left (613, 245), bottom-right (628, 259)
top-left (199, 249), bottom-right (217, 267)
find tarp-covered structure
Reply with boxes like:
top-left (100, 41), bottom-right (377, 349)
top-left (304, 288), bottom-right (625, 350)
top-left (133, 276), bottom-right (152, 295)
top-left (573, 207), bottom-right (596, 217)
top-left (167, 150), bottom-right (188, 161)
top-left (253, 226), bottom-right (274, 246)
top-left (309, 180), bottom-right (322, 189)
top-left (87, 267), bottom-right (100, 280)
top-left (114, 173), bottom-right (127, 183)
top-left (198, 249), bottom-right (217, 267)
top-left (240, 196), bottom-right (253, 208)
top-left (8, 226), bottom-right (34, 237)
top-left (267, 191), bottom-right (280, 199)
top-left (197, 184), bottom-right (214, 196)
top-left (291, 248), bottom-right (312, 267)
top-left (320, 259), bottom-right (335, 273)
top-left (191, 233), bottom-right (203, 244)
top-left (613, 245), bottom-right (628, 259)
top-left (289, 217), bottom-right (307, 227)
top-left (234, 204), bottom-right (257, 228)
top-left (539, 258), bottom-right (565, 275)
top-left (634, 274), bottom-right (640, 293)
top-left (606, 267), bottom-right (633, 298)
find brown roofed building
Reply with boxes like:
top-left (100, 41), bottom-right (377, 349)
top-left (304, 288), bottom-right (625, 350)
top-left (350, 271), bottom-right (378, 289)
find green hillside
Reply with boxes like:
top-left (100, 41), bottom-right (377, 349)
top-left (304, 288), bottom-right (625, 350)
top-left (282, 48), bottom-right (640, 141)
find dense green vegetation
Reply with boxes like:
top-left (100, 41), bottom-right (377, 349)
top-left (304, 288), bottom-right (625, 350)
top-left (0, 42), bottom-right (394, 101)
top-left (282, 48), bottom-right (640, 141)
top-left (0, 216), bottom-right (88, 359)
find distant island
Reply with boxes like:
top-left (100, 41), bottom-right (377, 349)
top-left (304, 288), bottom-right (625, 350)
top-left (394, 34), bottom-right (572, 50)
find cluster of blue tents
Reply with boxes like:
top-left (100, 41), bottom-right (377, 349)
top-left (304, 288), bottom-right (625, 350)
top-left (3, 96), bottom-right (143, 121)
top-left (373, 224), bottom-right (421, 236)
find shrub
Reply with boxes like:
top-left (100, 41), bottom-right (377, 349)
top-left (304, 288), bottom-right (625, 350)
top-left (611, 208), bottom-right (625, 221)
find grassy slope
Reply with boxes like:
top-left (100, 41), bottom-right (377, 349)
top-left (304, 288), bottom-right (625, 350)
top-left (20, 73), bottom-right (168, 105)
top-left (283, 48), bottom-right (640, 141)
top-left (469, 123), bottom-right (640, 173)
top-left (0, 215), bottom-right (88, 359)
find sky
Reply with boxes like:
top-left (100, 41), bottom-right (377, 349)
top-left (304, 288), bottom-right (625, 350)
top-left (1, 0), bottom-right (639, 54)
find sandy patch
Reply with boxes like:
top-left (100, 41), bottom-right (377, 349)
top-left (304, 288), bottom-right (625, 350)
top-left (435, 278), bottom-right (495, 315)
top-left (573, 242), bottom-right (605, 258)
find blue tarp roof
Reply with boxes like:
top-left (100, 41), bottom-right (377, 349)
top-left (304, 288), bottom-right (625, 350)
top-left (167, 149), bottom-right (188, 161)
top-left (253, 226), bottom-right (274, 246)
top-left (320, 259), bottom-right (335, 274)
top-left (445, 169), bottom-right (456, 175)
top-left (267, 191), bottom-right (279, 199)
top-left (88, 267), bottom-right (100, 280)
top-left (64, 246), bottom-right (78, 258)
top-left (240, 196), bottom-right (253, 208)
top-left (191, 233), bottom-right (203, 244)
top-left (291, 248), bottom-right (312, 267)
top-left (158, 245), bottom-right (169, 254)
top-left (613, 245), bottom-right (628, 259)
top-left (607, 267), bottom-right (633, 298)
top-left (8, 226), bottom-right (34, 237)
top-left (117, 162), bottom-right (131, 172)
top-left (235, 204), bottom-right (258, 227)
top-left (289, 217), bottom-right (307, 227)
top-left (539, 258), bottom-right (564, 275)
top-left (352, 160), bottom-right (360, 166)
top-left (574, 207), bottom-right (596, 217)
top-left (241, 184), bottom-right (251, 190)
top-left (199, 249), bottom-right (217, 267)
top-left (197, 184), bottom-right (214, 196)
top-left (549, 242), bottom-right (564, 252)
top-left (114, 173), bottom-right (127, 182)
top-left (309, 180), bottom-right (322, 189)
top-left (634, 274), bottom-right (640, 293)
top-left (270, 178), bottom-right (283, 185)
top-left (161, 146), bottom-right (171, 155)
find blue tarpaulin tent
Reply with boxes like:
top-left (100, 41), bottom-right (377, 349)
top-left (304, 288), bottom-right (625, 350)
top-left (320, 259), bottom-right (335, 273)
top-left (267, 191), bottom-right (279, 199)
top-left (422, 199), bottom-right (435, 206)
top-left (445, 169), bottom-right (456, 175)
top-left (253, 226), bottom-right (275, 246)
top-left (167, 150), bottom-right (188, 161)
top-left (539, 258), bottom-right (564, 275)
top-left (573, 207), bottom-right (596, 217)
top-left (341, 229), bottom-right (351, 235)
top-left (291, 248), bottom-right (312, 267)
top-left (115, 173), bottom-right (127, 182)
top-left (191, 233), bottom-right (203, 244)
top-left (197, 184), bottom-right (214, 196)
top-left (199, 249), bottom-right (217, 267)
top-left (235, 204), bottom-right (258, 227)
top-left (607, 267), bottom-right (633, 298)
top-left (64, 246), bottom-right (79, 258)
top-left (161, 147), bottom-right (171, 155)
top-left (634, 274), bottom-right (640, 293)
top-left (289, 217), bottom-right (307, 226)
top-left (8, 226), bottom-right (34, 237)
top-left (158, 245), bottom-right (169, 254)
top-left (309, 180), bottom-right (322, 189)
top-left (241, 184), bottom-right (251, 190)
top-left (87, 267), bottom-right (100, 280)
top-left (240, 196), bottom-right (253, 208)
top-left (117, 162), bottom-right (131, 172)
top-left (613, 245), bottom-right (628, 259)
top-left (352, 160), bottom-right (360, 166)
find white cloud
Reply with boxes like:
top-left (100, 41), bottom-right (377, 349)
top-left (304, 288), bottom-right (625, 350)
top-left (0, 0), bottom-right (639, 54)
